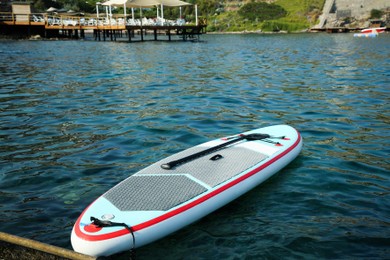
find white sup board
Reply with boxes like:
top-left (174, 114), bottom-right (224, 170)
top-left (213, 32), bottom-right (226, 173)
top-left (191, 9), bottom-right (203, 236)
top-left (71, 125), bottom-right (303, 257)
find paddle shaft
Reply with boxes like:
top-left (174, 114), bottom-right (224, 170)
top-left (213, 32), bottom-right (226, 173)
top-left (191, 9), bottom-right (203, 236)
top-left (161, 133), bottom-right (270, 170)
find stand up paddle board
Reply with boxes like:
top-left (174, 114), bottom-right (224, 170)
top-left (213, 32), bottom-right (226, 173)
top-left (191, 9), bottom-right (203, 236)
top-left (71, 125), bottom-right (302, 257)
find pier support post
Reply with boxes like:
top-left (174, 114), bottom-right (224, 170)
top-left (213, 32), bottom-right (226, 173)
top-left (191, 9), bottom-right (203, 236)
top-left (95, 29), bottom-right (101, 41)
top-left (182, 29), bottom-right (187, 41)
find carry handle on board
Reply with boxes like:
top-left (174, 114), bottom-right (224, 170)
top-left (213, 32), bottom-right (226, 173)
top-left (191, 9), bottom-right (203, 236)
top-left (161, 133), bottom-right (270, 170)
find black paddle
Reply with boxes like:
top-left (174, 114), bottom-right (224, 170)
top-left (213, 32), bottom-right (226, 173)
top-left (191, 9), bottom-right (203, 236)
top-left (161, 133), bottom-right (271, 170)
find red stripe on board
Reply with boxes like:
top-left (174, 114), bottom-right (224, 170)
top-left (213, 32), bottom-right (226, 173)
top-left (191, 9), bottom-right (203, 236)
top-left (74, 130), bottom-right (301, 241)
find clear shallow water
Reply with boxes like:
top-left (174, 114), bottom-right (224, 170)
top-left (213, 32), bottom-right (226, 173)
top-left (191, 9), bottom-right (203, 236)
top-left (0, 33), bottom-right (389, 259)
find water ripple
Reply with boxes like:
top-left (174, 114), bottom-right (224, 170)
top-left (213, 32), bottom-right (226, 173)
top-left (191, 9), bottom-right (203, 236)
top-left (0, 34), bottom-right (389, 258)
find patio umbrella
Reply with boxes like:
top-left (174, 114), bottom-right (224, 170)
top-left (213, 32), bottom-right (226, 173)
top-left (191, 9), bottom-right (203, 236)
top-left (46, 7), bottom-right (58, 12)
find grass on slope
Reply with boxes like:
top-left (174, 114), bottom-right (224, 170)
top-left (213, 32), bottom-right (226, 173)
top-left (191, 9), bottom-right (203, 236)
top-left (207, 0), bottom-right (325, 32)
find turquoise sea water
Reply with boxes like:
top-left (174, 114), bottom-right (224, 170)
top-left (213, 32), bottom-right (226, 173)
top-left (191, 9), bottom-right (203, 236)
top-left (0, 33), bottom-right (389, 259)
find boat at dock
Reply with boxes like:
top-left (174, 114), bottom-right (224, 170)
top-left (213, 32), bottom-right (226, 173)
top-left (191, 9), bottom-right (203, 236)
top-left (353, 27), bottom-right (386, 38)
top-left (360, 27), bottom-right (386, 34)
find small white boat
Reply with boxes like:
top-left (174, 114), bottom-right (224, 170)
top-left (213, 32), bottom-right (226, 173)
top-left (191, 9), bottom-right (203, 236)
top-left (354, 27), bottom-right (387, 38)
top-left (360, 27), bottom-right (386, 34)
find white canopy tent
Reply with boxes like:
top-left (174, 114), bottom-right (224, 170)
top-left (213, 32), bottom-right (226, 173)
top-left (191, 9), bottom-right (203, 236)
top-left (125, 0), bottom-right (160, 7)
top-left (156, 0), bottom-right (191, 20)
top-left (123, 0), bottom-right (160, 25)
top-left (158, 0), bottom-right (191, 7)
top-left (101, 0), bottom-right (197, 25)
top-left (102, 0), bottom-right (128, 18)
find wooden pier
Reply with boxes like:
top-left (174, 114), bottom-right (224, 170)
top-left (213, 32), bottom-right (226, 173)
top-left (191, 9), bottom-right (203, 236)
top-left (309, 27), bottom-right (361, 33)
top-left (0, 12), bottom-right (207, 41)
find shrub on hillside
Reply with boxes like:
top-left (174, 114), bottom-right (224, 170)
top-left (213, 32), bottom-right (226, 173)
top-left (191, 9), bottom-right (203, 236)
top-left (238, 2), bottom-right (287, 22)
top-left (370, 9), bottom-right (383, 19)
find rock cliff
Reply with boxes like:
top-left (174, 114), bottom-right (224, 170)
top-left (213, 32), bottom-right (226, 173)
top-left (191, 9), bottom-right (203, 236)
top-left (316, 0), bottom-right (389, 28)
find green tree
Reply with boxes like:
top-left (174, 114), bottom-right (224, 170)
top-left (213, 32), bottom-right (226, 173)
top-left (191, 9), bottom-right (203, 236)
top-left (196, 0), bottom-right (222, 17)
top-left (33, 0), bottom-right (61, 12)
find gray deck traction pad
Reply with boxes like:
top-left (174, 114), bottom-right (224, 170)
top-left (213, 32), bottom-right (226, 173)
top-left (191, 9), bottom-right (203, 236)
top-left (104, 145), bottom-right (268, 211)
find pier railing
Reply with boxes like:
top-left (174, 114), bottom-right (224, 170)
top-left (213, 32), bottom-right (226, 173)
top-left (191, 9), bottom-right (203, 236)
top-left (0, 12), bottom-right (45, 25)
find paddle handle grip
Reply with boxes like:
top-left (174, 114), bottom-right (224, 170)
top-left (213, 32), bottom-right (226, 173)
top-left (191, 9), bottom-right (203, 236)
top-left (161, 133), bottom-right (270, 170)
